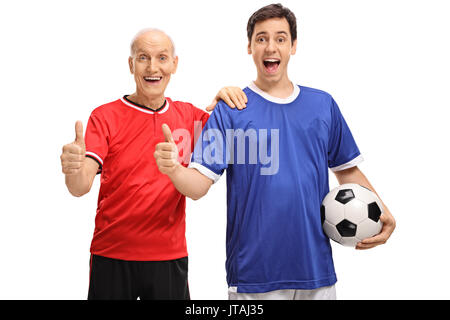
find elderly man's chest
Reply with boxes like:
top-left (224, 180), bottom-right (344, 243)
top-left (105, 111), bottom-right (194, 168)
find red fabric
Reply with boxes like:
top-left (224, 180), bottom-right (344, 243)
top-left (85, 97), bottom-right (209, 261)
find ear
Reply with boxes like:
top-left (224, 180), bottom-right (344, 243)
top-left (247, 42), bottom-right (252, 55)
top-left (128, 56), bottom-right (134, 74)
top-left (172, 55), bottom-right (179, 74)
top-left (290, 39), bottom-right (298, 55)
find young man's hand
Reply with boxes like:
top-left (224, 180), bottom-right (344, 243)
top-left (154, 124), bottom-right (180, 175)
top-left (206, 86), bottom-right (248, 111)
top-left (333, 166), bottom-right (396, 250)
top-left (356, 209), bottom-right (396, 250)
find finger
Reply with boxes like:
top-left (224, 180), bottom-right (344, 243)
top-left (63, 167), bottom-right (81, 175)
top-left (241, 90), bottom-right (248, 103)
top-left (356, 243), bottom-right (377, 250)
top-left (230, 87), bottom-right (246, 109)
top-left (227, 90), bottom-right (243, 110)
top-left (63, 143), bottom-right (84, 155)
top-left (221, 95), bottom-right (236, 109)
top-left (156, 142), bottom-right (176, 152)
top-left (62, 152), bottom-right (85, 161)
top-left (154, 150), bottom-right (176, 160)
top-left (158, 150), bottom-right (177, 159)
top-left (206, 99), bottom-right (218, 112)
top-left (63, 161), bottom-right (83, 169)
top-left (361, 233), bottom-right (387, 245)
top-left (237, 92), bottom-right (247, 109)
top-left (161, 123), bottom-right (174, 143)
top-left (157, 158), bottom-right (178, 167)
top-left (75, 121), bottom-right (85, 145)
top-left (356, 239), bottom-right (381, 249)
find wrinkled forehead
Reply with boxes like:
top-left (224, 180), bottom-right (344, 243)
top-left (131, 30), bottom-right (175, 56)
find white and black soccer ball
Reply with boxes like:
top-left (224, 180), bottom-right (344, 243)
top-left (321, 183), bottom-right (384, 247)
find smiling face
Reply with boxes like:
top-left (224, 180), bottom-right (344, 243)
top-left (128, 30), bottom-right (178, 104)
top-left (248, 17), bottom-right (297, 85)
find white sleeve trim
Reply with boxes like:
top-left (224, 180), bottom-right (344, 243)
top-left (330, 154), bottom-right (364, 172)
top-left (188, 162), bottom-right (221, 184)
top-left (86, 151), bottom-right (104, 166)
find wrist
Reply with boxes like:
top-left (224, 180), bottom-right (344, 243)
top-left (167, 162), bottom-right (183, 180)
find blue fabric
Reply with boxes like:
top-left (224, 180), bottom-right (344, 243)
top-left (191, 85), bottom-right (361, 293)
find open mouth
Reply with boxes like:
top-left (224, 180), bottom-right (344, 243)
top-left (144, 76), bottom-right (163, 84)
top-left (263, 59), bottom-right (280, 73)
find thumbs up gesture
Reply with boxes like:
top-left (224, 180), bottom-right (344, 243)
top-left (61, 121), bottom-right (86, 175)
top-left (154, 123), bottom-right (180, 175)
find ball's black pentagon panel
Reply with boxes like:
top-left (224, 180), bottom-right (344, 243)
top-left (336, 219), bottom-right (357, 237)
top-left (320, 205), bottom-right (325, 225)
top-left (368, 202), bottom-right (382, 222)
top-left (335, 189), bottom-right (355, 204)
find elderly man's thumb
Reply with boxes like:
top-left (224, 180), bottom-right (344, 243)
top-left (162, 123), bottom-right (174, 143)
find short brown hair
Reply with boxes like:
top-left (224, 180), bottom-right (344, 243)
top-left (247, 3), bottom-right (297, 44)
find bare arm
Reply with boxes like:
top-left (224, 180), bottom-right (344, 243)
top-left (167, 165), bottom-right (213, 200)
top-left (154, 124), bottom-right (214, 200)
top-left (333, 166), bottom-right (396, 249)
top-left (61, 121), bottom-right (99, 197)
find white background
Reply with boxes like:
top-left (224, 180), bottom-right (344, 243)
top-left (0, 0), bottom-right (449, 300)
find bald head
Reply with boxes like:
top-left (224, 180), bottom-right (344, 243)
top-left (130, 28), bottom-right (177, 58)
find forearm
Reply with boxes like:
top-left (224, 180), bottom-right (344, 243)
top-left (168, 165), bottom-right (213, 200)
top-left (335, 167), bottom-right (374, 191)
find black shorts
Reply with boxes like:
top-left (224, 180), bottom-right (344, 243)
top-left (88, 254), bottom-right (190, 300)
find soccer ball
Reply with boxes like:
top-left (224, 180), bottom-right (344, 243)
top-left (321, 183), bottom-right (383, 247)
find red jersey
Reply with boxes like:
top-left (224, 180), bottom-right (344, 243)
top-left (84, 96), bottom-right (209, 261)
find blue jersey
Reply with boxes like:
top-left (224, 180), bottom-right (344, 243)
top-left (189, 83), bottom-right (362, 293)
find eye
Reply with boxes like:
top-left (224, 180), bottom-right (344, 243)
top-left (138, 55), bottom-right (148, 61)
top-left (277, 37), bottom-right (286, 43)
top-left (256, 37), bottom-right (266, 43)
top-left (159, 56), bottom-right (167, 61)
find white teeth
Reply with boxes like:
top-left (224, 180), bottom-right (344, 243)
top-left (264, 59), bottom-right (280, 62)
top-left (144, 77), bottom-right (162, 80)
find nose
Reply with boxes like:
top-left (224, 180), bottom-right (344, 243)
top-left (265, 39), bottom-right (277, 53)
top-left (146, 59), bottom-right (158, 72)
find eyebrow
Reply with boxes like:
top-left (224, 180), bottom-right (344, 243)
top-left (255, 31), bottom-right (289, 37)
top-left (136, 48), bottom-right (170, 55)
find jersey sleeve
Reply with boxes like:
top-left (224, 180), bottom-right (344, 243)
top-left (192, 106), bottom-right (210, 128)
top-left (328, 97), bottom-right (363, 171)
top-left (190, 105), bottom-right (210, 150)
top-left (188, 101), bottom-right (230, 183)
top-left (85, 109), bottom-right (110, 174)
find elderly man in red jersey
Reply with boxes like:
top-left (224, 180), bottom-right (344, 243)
top-left (60, 28), bottom-right (246, 300)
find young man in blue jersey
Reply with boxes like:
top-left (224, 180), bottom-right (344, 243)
top-left (154, 4), bottom-right (396, 300)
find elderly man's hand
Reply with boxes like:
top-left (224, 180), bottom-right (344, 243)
top-left (61, 121), bottom-right (86, 175)
top-left (206, 86), bottom-right (248, 111)
top-left (154, 124), bottom-right (181, 175)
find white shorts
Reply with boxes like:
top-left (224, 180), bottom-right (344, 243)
top-left (228, 285), bottom-right (336, 300)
